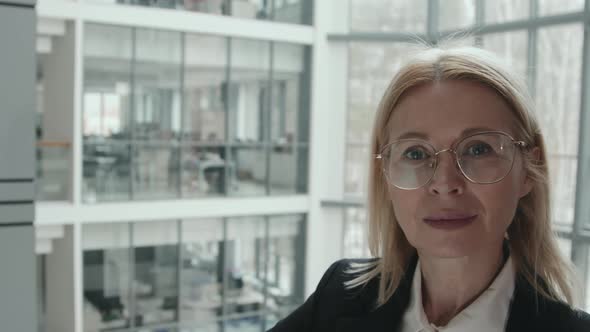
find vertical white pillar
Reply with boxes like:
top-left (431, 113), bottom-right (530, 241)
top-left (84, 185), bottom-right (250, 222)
top-left (305, 0), bottom-right (350, 296)
top-left (46, 226), bottom-right (76, 332)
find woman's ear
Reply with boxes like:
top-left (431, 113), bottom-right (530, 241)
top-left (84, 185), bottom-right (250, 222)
top-left (519, 146), bottom-right (541, 198)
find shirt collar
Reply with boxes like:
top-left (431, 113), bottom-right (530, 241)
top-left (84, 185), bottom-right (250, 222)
top-left (402, 255), bottom-right (516, 332)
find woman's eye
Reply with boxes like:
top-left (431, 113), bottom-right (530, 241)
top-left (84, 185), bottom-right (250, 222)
top-left (464, 143), bottom-right (492, 156)
top-left (403, 148), bottom-right (429, 160)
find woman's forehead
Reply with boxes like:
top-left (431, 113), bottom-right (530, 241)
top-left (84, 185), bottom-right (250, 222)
top-left (387, 80), bottom-right (518, 141)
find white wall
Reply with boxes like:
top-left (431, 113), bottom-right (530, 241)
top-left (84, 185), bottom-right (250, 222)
top-left (42, 22), bottom-right (76, 143)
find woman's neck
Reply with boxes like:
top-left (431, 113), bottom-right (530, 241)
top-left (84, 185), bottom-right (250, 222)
top-left (419, 244), bottom-right (505, 326)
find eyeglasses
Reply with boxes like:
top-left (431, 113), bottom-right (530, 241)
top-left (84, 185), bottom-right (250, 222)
top-left (375, 131), bottom-right (528, 190)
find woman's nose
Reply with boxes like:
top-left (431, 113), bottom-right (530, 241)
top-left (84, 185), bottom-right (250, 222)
top-left (428, 151), bottom-right (465, 195)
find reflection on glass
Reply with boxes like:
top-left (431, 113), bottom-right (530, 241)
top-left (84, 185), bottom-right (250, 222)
top-left (556, 236), bottom-right (572, 261)
top-left (350, 0), bottom-right (427, 32)
top-left (36, 143), bottom-right (70, 201)
top-left (538, 0), bottom-right (584, 16)
top-left (132, 145), bottom-right (180, 200)
top-left (180, 219), bottom-right (223, 323)
top-left (133, 221), bottom-right (179, 327)
top-left (83, 24), bottom-right (134, 202)
top-left (183, 34), bottom-right (228, 143)
top-left (549, 156), bottom-right (578, 227)
top-left (83, 141), bottom-right (132, 202)
top-left (85, 0), bottom-right (310, 24)
top-left (269, 144), bottom-right (307, 194)
top-left (271, 43), bottom-right (308, 144)
top-left (229, 38), bottom-right (271, 143)
top-left (344, 144), bottom-right (369, 195)
top-left (348, 42), bottom-right (422, 145)
top-left (438, 0), bottom-right (475, 31)
top-left (228, 146), bottom-right (267, 196)
top-left (82, 25), bottom-right (310, 201)
top-left (266, 215), bottom-right (304, 314)
top-left (83, 24), bottom-right (133, 140)
top-left (182, 0), bottom-right (226, 14)
top-left (484, 0), bottom-right (529, 23)
top-left (83, 223), bottom-right (131, 331)
top-left (231, 0), bottom-right (307, 24)
top-left (272, 0), bottom-right (306, 24)
top-left (343, 207), bottom-right (370, 258)
top-left (482, 31), bottom-right (528, 81)
top-left (536, 24), bottom-right (582, 226)
top-left (224, 217), bottom-right (266, 322)
top-left (181, 146), bottom-right (227, 197)
top-left (134, 29), bottom-right (183, 141)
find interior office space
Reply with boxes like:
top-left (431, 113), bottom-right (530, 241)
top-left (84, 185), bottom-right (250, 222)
top-left (1, 0), bottom-right (590, 332)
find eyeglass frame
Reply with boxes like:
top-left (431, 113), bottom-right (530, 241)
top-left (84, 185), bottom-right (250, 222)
top-left (375, 130), bottom-right (529, 190)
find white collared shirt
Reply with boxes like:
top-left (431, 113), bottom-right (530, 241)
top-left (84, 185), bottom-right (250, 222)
top-left (400, 256), bottom-right (516, 332)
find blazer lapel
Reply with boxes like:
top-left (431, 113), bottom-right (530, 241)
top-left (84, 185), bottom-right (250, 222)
top-left (505, 274), bottom-right (563, 332)
top-left (334, 257), bottom-right (417, 332)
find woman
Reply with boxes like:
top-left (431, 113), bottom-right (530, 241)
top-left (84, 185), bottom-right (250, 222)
top-left (268, 46), bottom-right (590, 331)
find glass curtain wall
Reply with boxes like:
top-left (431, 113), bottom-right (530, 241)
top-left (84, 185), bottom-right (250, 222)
top-left (344, 0), bottom-right (590, 310)
top-left (83, 0), bottom-right (314, 25)
top-left (82, 23), bottom-right (310, 202)
top-left (82, 214), bottom-right (305, 332)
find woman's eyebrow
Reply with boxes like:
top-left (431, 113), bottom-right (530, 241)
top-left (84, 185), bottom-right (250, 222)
top-left (394, 126), bottom-right (499, 141)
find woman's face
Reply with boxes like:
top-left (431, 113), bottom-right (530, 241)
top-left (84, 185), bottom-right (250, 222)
top-left (387, 80), bottom-right (535, 259)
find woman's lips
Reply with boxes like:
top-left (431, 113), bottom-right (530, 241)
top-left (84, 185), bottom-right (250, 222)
top-left (423, 214), bottom-right (478, 230)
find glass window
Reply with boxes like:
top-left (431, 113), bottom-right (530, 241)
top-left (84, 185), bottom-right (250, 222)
top-left (272, 0), bottom-right (309, 25)
top-left (133, 28), bottom-right (183, 141)
top-left (181, 145), bottom-right (227, 197)
top-left (232, 0), bottom-right (310, 25)
top-left (271, 43), bottom-right (308, 144)
top-left (343, 207), bottom-right (370, 258)
top-left (269, 145), bottom-right (308, 194)
top-left (482, 31), bottom-right (528, 81)
top-left (438, 0), bottom-right (476, 31)
top-left (132, 144), bottom-right (180, 200)
top-left (83, 140), bottom-right (132, 203)
top-left (228, 38), bottom-right (271, 144)
top-left (484, 0), bottom-right (529, 23)
top-left (536, 24), bottom-right (583, 228)
top-left (269, 43), bottom-right (310, 196)
top-left (347, 43), bottom-right (421, 196)
top-left (344, 144), bottom-right (369, 195)
top-left (83, 223), bottom-right (132, 331)
top-left (83, 24), bottom-right (134, 202)
top-left (132, 221), bottom-right (180, 327)
top-left (183, 34), bottom-right (228, 143)
top-left (228, 146), bottom-right (267, 196)
top-left (183, 0), bottom-right (226, 14)
top-left (556, 236), bottom-right (572, 259)
top-left (85, 0), bottom-right (311, 24)
top-left (348, 42), bottom-right (421, 145)
top-left (350, 0), bottom-right (427, 33)
top-left (83, 24), bottom-right (133, 140)
top-left (266, 215), bottom-right (305, 315)
top-left (224, 217), bottom-right (266, 328)
top-left (180, 219), bottom-right (224, 324)
top-left (538, 0), bottom-right (584, 16)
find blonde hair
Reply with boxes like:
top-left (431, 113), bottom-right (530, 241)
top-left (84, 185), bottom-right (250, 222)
top-left (346, 45), bottom-right (579, 308)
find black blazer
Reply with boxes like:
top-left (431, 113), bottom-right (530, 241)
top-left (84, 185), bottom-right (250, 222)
top-left (268, 258), bottom-right (590, 332)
